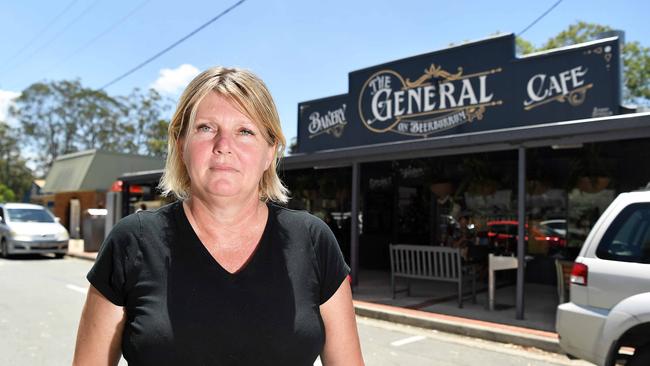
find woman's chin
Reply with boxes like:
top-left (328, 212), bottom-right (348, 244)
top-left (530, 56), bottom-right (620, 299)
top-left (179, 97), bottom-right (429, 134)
top-left (205, 183), bottom-right (250, 199)
top-left (206, 188), bottom-right (241, 198)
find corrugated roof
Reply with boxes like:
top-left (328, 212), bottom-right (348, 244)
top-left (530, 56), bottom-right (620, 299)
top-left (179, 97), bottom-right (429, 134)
top-left (42, 149), bottom-right (164, 193)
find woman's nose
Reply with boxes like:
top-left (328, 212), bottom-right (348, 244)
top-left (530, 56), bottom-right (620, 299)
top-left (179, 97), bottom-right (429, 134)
top-left (212, 132), bottom-right (232, 155)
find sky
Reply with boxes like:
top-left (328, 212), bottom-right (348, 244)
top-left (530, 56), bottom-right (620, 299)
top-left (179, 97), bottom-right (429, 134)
top-left (1, 0), bottom-right (648, 147)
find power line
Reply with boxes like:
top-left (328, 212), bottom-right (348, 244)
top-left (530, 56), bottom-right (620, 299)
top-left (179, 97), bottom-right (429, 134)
top-left (0, 0), bottom-right (79, 70)
top-left (517, 0), bottom-right (563, 37)
top-left (100, 0), bottom-right (246, 90)
top-left (1, 0), bottom-right (101, 77)
top-left (48, 0), bottom-right (151, 73)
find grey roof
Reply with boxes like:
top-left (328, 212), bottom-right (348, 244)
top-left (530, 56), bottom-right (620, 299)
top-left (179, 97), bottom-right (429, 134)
top-left (43, 150), bottom-right (165, 193)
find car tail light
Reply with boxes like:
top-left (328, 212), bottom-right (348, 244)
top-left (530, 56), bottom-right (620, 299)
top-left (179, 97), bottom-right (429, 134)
top-left (570, 263), bottom-right (588, 286)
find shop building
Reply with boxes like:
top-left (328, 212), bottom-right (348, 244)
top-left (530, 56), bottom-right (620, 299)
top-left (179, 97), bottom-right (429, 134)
top-left (41, 149), bottom-right (164, 239)
top-left (282, 33), bottom-right (650, 318)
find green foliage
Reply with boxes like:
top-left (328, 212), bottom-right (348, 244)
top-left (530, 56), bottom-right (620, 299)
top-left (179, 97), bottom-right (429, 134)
top-left (146, 119), bottom-right (170, 158)
top-left (622, 41), bottom-right (650, 102)
top-left (516, 21), bottom-right (650, 106)
top-left (538, 21), bottom-right (613, 49)
top-left (0, 183), bottom-right (16, 202)
top-left (121, 88), bottom-right (171, 157)
top-left (515, 37), bottom-right (536, 56)
top-left (9, 81), bottom-right (172, 171)
top-left (0, 121), bottom-right (33, 200)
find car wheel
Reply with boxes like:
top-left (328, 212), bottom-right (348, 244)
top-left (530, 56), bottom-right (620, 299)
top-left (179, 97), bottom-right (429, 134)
top-left (628, 344), bottom-right (650, 366)
top-left (54, 253), bottom-right (65, 259)
top-left (0, 239), bottom-right (8, 258)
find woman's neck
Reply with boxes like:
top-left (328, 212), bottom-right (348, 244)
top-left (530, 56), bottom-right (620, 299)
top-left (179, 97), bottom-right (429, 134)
top-left (183, 194), bottom-right (267, 246)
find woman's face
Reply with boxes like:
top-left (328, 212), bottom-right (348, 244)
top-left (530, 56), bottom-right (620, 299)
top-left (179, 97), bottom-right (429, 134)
top-left (182, 92), bottom-right (274, 201)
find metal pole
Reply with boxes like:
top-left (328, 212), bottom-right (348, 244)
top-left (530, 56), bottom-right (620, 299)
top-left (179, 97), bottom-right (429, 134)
top-left (350, 162), bottom-right (360, 287)
top-left (516, 147), bottom-right (526, 320)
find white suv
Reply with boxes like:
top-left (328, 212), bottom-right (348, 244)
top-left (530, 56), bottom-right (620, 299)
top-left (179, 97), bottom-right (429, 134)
top-left (556, 190), bottom-right (650, 366)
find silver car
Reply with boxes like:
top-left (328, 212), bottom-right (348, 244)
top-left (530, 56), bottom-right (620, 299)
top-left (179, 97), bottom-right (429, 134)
top-left (0, 203), bottom-right (69, 258)
top-left (556, 190), bottom-right (650, 366)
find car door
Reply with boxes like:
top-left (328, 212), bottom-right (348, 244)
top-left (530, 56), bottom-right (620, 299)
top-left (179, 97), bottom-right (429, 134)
top-left (586, 202), bottom-right (650, 309)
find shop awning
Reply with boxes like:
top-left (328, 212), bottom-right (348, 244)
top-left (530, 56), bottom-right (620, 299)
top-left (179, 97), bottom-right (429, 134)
top-left (281, 112), bottom-right (650, 170)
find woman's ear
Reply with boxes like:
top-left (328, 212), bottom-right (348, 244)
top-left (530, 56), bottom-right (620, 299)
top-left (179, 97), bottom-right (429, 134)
top-left (264, 144), bottom-right (276, 171)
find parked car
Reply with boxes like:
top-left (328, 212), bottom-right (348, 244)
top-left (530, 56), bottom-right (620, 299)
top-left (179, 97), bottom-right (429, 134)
top-left (0, 203), bottom-right (69, 258)
top-left (556, 190), bottom-right (650, 366)
top-left (486, 220), bottom-right (566, 255)
top-left (539, 219), bottom-right (567, 237)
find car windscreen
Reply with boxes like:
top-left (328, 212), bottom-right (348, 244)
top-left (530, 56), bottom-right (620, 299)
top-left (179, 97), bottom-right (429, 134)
top-left (6, 208), bottom-right (55, 223)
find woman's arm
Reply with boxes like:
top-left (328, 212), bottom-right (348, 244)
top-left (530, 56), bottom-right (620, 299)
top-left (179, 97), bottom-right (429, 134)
top-left (319, 278), bottom-right (364, 366)
top-left (73, 285), bottom-right (126, 366)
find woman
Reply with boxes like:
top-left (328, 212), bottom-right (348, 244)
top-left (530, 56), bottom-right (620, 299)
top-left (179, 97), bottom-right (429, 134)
top-left (73, 67), bottom-right (364, 365)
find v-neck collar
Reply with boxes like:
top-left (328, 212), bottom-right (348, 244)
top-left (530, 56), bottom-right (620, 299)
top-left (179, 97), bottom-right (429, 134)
top-left (176, 200), bottom-right (274, 277)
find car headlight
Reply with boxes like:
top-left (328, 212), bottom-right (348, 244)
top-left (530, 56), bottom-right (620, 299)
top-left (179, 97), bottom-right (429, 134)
top-left (9, 230), bottom-right (32, 241)
top-left (56, 231), bottom-right (70, 241)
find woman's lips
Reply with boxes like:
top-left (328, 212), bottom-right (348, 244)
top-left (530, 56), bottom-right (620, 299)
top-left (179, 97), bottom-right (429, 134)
top-left (209, 164), bottom-right (238, 172)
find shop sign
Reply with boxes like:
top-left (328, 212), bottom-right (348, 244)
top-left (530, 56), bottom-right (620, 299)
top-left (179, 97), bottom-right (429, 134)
top-left (297, 34), bottom-right (620, 153)
top-left (297, 94), bottom-right (349, 153)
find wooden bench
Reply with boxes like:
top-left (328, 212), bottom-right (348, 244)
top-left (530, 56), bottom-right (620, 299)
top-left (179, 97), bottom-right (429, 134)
top-left (389, 244), bottom-right (477, 307)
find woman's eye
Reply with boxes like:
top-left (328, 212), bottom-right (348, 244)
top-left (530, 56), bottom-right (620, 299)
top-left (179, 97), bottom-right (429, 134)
top-left (197, 125), bottom-right (212, 133)
top-left (240, 128), bottom-right (254, 136)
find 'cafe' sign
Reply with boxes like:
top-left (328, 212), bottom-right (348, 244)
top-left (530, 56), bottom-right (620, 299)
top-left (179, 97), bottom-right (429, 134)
top-left (297, 34), bottom-right (620, 153)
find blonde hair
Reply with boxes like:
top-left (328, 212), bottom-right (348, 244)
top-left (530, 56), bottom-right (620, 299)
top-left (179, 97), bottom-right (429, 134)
top-left (159, 66), bottom-right (289, 203)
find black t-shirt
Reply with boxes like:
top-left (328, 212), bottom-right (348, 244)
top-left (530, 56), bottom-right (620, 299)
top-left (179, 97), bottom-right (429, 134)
top-left (87, 201), bottom-right (350, 366)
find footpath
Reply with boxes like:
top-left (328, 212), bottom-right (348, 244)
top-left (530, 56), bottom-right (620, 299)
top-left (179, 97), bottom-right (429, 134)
top-left (67, 241), bottom-right (561, 355)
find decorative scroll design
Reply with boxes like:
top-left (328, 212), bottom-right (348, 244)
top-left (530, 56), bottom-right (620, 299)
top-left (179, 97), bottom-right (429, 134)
top-left (523, 84), bottom-right (593, 111)
top-left (405, 64), bottom-right (464, 88)
top-left (466, 105), bottom-right (486, 122)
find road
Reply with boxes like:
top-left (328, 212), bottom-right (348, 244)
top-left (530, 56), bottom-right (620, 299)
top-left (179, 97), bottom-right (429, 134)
top-left (0, 256), bottom-right (592, 365)
top-left (355, 317), bottom-right (591, 366)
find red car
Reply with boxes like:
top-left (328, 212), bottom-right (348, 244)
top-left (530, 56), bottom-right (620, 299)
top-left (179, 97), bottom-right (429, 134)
top-left (487, 220), bottom-right (566, 254)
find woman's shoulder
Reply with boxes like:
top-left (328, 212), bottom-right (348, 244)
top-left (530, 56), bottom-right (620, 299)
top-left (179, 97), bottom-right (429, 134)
top-left (270, 203), bottom-right (320, 224)
top-left (268, 203), bottom-right (332, 237)
top-left (109, 201), bottom-right (181, 239)
top-left (135, 201), bottom-right (181, 224)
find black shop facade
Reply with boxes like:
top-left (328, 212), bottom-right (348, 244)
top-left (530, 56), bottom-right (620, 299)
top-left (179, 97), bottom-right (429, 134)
top-left (280, 33), bottom-right (650, 316)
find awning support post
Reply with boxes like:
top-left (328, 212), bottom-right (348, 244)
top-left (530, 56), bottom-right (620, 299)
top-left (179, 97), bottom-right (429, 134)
top-left (516, 146), bottom-right (526, 320)
top-left (350, 162), bottom-right (360, 287)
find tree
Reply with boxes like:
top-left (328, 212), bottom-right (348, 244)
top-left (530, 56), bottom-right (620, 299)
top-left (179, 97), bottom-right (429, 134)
top-left (537, 22), bottom-right (613, 49)
top-left (0, 121), bottom-right (33, 200)
top-left (517, 21), bottom-right (650, 106)
top-left (9, 80), bottom-right (172, 171)
top-left (145, 118), bottom-right (170, 157)
top-left (0, 183), bottom-right (16, 202)
top-left (72, 87), bottom-right (128, 153)
top-left (121, 88), bottom-right (171, 157)
top-left (9, 80), bottom-right (124, 171)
